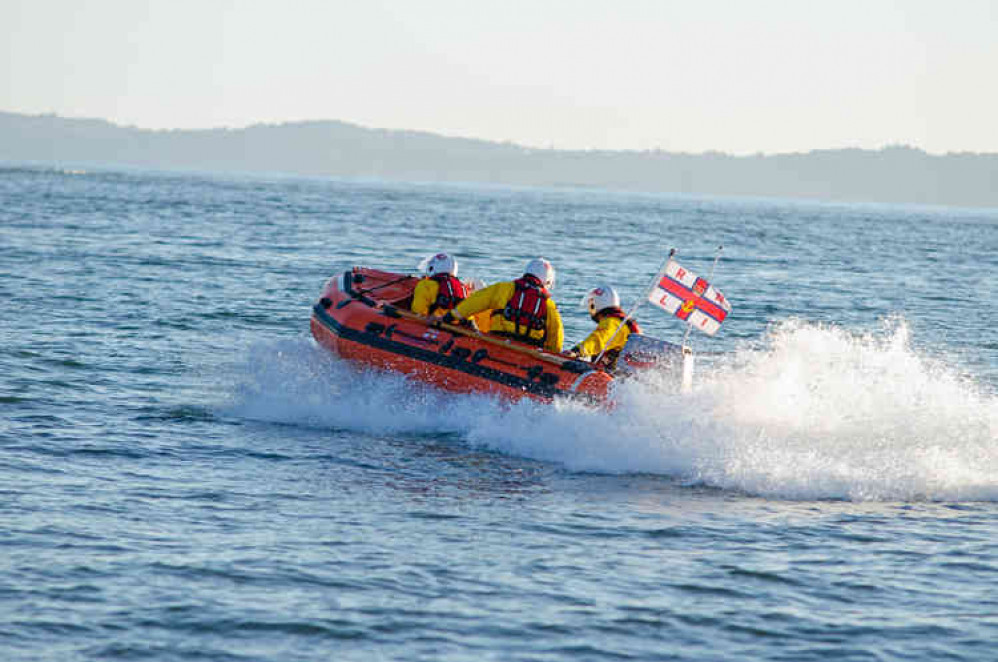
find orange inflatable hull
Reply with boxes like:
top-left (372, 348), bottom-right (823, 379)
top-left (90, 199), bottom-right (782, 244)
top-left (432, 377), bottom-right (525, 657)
top-left (310, 268), bottom-right (613, 404)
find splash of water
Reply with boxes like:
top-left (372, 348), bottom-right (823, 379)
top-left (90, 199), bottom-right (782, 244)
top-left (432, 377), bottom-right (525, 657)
top-left (221, 338), bottom-right (499, 436)
top-left (223, 321), bottom-right (998, 502)
top-left (680, 319), bottom-right (998, 500)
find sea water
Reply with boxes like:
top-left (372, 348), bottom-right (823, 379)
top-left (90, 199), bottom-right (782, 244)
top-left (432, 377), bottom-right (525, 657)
top-left (2, 165), bottom-right (997, 661)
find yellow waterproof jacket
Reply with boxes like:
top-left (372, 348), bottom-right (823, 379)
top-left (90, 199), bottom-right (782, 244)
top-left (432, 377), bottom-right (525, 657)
top-left (411, 278), bottom-right (441, 315)
top-left (414, 277), bottom-right (490, 330)
top-left (576, 315), bottom-right (633, 358)
top-left (454, 281), bottom-right (563, 353)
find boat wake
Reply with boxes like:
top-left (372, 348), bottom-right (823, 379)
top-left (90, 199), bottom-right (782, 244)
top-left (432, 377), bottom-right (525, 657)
top-left (222, 320), bottom-right (998, 502)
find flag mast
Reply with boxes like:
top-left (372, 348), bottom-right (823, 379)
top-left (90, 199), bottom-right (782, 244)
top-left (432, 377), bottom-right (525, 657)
top-left (680, 245), bottom-right (724, 349)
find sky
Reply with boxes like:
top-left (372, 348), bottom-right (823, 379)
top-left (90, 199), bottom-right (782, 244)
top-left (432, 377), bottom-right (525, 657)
top-left (2, 0), bottom-right (996, 155)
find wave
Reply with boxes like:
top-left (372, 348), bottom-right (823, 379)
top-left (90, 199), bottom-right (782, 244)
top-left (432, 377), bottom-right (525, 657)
top-left (221, 320), bottom-right (998, 502)
top-left (220, 338), bottom-right (493, 436)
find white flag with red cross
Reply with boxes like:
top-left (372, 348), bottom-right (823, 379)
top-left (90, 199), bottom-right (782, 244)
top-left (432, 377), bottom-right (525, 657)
top-left (647, 258), bottom-right (731, 335)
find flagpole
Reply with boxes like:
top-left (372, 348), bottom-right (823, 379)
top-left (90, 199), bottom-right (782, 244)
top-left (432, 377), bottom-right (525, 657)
top-left (593, 248), bottom-right (675, 365)
top-left (680, 245), bottom-right (724, 349)
top-left (673, 245), bottom-right (722, 393)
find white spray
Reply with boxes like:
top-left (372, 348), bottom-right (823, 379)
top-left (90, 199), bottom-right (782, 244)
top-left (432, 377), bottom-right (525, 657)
top-left (223, 320), bottom-right (998, 502)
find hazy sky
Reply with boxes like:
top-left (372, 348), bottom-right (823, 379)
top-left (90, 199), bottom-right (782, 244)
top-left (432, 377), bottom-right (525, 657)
top-left (3, 0), bottom-right (996, 154)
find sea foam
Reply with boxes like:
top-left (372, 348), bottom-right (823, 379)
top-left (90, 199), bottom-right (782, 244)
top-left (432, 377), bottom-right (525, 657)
top-left (224, 320), bottom-right (998, 502)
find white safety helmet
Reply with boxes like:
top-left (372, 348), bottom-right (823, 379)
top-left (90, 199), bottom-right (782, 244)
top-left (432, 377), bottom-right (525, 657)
top-left (524, 257), bottom-right (555, 290)
top-left (580, 285), bottom-right (620, 318)
top-left (418, 252), bottom-right (458, 277)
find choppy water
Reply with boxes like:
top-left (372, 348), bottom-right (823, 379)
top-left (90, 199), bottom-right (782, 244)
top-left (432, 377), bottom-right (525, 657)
top-left (2, 165), bottom-right (997, 660)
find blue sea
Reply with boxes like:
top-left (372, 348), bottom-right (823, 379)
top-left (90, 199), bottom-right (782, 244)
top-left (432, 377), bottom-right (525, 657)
top-left (2, 165), bottom-right (997, 661)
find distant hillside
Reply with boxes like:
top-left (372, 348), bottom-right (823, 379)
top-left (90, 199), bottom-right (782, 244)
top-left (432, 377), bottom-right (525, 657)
top-left (2, 111), bottom-right (996, 207)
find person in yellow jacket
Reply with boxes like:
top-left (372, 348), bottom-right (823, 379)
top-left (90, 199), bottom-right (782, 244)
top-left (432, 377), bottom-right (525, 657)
top-left (441, 258), bottom-right (563, 353)
top-left (567, 285), bottom-right (642, 368)
top-left (411, 253), bottom-right (466, 316)
top-left (461, 279), bottom-right (492, 333)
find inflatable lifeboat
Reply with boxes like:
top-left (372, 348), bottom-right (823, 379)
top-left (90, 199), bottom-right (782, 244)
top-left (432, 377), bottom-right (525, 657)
top-left (310, 267), bottom-right (617, 403)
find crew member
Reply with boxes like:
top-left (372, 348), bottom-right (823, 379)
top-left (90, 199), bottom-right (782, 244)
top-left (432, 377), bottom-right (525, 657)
top-left (411, 253), bottom-right (466, 316)
top-left (442, 258), bottom-right (563, 353)
top-left (462, 278), bottom-right (492, 333)
top-left (568, 285), bottom-right (641, 368)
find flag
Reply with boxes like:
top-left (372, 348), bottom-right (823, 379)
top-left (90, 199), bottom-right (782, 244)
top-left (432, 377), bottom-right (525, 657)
top-left (648, 258), bottom-right (731, 335)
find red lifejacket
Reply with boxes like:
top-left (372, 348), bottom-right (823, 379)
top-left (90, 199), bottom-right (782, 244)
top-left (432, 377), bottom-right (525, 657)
top-left (500, 275), bottom-right (549, 343)
top-left (429, 274), bottom-right (466, 314)
top-left (599, 308), bottom-right (642, 335)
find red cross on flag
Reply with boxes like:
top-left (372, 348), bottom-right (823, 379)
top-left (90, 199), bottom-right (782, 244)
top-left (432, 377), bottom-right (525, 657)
top-left (648, 258), bottom-right (731, 335)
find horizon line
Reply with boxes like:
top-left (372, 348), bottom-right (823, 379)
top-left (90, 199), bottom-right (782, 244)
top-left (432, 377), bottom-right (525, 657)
top-left (5, 108), bottom-right (997, 159)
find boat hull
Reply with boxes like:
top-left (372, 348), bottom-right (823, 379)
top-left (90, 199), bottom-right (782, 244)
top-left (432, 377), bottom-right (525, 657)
top-left (310, 268), bottom-right (613, 403)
